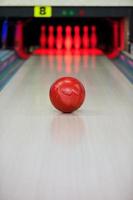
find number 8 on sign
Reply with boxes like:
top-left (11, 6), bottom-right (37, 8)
top-left (34, 6), bottom-right (52, 17)
top-left (40, 7), bottom-right (46, 15)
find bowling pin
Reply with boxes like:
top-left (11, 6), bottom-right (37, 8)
top-left (56, 26), bottom-right (63, 50)
top-left (82, 26), bottom-right (89, 49)
top-left (48, 26), bottom-right (55, 49)
top-left (64, 26), bottom-right (73, 51)
top-left (74, 26), bottom-right (81, 50)
top-left (40, 25), bottom-right (46, 49)
top-left (90, 25), bottom-right (97, 49)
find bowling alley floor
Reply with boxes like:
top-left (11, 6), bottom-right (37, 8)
top-left (0, 55), bottom-right (133, 200)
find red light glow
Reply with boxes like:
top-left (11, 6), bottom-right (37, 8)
top-left (83, 26), bottom-right (89, 49)
top-left (74, 55), bottom-right (80, 73)
top-left (79, 9), bottom-right (85, 17)
top-left (57, 55), bottom-right (63, 73)
top-left (74, 26), bottom-right (81, 49)
top-left (90, 25), bottom-right (97, 49)
top-left (64, 53), bottom-right (72, 74)
top-left (64, 26), bottom-right (73, 50)
top-left (56, 26), bottom-right (63, 50)
top-left (34, 23), bottom-right (121, 58)
top-left (14, 21), bottom-right (29, 59)
top-left (48, 26), bottom-right (54, 49)
top-left (14, 21), bottom-right (23, 51)
top-left (113, 21), bottom-right (119, 50)
top-left (40, 25), bottom-right (46, 49)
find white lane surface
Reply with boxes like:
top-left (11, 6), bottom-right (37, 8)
top-left (0, 55), bottom-right (133, 200)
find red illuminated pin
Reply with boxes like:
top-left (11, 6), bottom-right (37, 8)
top-left (40, 25), bottom-right (46, 49)
top-left (83, 26), bottom-right (89, 49)
top-left (90, 25), bottom-right (97, 49)
top-left (74, 26), bottom-right (81, 50)
top-left (48, 26), bottom-right (54, 49)
top-left (64, 26), bottom-right (73, 50)
top-left (56, 25), bottom-right (63, 50)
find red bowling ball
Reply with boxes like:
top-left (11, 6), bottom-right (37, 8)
top-left (49, 77), bottom-right (85, 113)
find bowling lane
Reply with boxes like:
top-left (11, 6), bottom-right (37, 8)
top-left (0, 55), bottom-right (133, 200)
